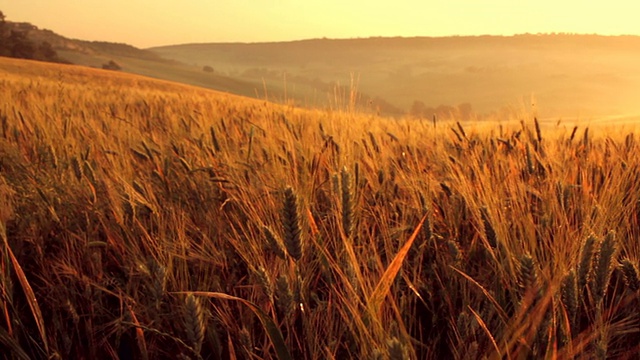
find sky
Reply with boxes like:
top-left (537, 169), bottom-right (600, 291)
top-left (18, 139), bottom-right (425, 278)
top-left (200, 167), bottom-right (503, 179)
top-left (3, 1), bottom-right (640, 48)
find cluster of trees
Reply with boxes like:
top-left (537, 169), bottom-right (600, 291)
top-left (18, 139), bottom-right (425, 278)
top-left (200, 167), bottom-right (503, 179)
top-left (102, 60), bottom-right (122, 71)
top-left (0, 10), bottom-right (63, 62)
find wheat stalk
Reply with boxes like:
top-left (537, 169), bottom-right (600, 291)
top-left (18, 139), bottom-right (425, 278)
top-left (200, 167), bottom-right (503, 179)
top-left (255, 266), bottom-right (274, 300)
top-left (341, 167), bottom-right (354, 238)
top-left (148, 259), bottom-right (166, 311)
top-left (263, 225), bottom-right (286, 260)
top-left (578, 234), bottom-right (596, 296)
top-left (275, 275), bottom-right (294, 317)
top-left (561, 269), bottom-right (578, 335)
top-left (517, 253), bottom-right (537, 301)
top-left (282, 187), bottom-right (302, 261)
top-left (183, 293), bottom-right (206, 354)
top-left (387, 337), bottom-right (408, 360)
top-left (619, 258), bottom-right (640, 292)
top-left (592, 231), bottom-right (617, 306)
top-left (480, 207), bottom-right (497, 248)
top-left (71, 156), bottom-right (83, 180)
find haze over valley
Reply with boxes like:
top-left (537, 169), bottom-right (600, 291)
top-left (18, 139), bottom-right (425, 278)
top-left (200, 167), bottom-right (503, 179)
top-left (150, 35), bottom-right (640, 120)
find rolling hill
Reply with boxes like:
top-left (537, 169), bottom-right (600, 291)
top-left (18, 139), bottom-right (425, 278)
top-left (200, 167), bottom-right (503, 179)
top-left (6, 14), bottom-right (640, 119)
top-left (150, 35), bottom-right (640, 119)
top-left (2, 20), bottom-right (275, 101)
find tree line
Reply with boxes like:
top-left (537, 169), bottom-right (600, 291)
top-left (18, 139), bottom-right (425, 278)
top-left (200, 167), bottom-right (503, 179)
top-left (0, 10), bottom-right (64, 63)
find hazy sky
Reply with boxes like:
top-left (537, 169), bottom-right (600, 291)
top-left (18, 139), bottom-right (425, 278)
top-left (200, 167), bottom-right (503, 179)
top-left (3, 1), bottom-right (640, 48)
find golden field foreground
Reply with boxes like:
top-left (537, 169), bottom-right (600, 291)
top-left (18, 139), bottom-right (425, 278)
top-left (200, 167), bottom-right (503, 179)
top-left (2, 57), bottom-right (640, 359)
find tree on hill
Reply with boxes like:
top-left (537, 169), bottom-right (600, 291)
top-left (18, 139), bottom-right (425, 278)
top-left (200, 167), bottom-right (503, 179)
top-left (102, 60), bottom-right (122, 71)
top-left (37, 41), bottom-right (57, 60)
top-left (7, 29), bottom-right (34, 58)
top-left (0, 11), bottom-right (8, 56)
top-left (0, 10), bottom-right (63, 62)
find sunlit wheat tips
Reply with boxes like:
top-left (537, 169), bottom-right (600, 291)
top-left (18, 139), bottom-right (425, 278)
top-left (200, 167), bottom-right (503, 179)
top-left (282, 187), bottom-right (303, 261)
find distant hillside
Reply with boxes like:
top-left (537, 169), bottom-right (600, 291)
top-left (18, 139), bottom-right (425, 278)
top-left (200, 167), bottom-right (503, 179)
top-left (0, 14), bottom-right (275, 104)
top-left (0, 11), bottom-right (402, 115)
top-left (6, 20), bottom-right (167, 63)
top-left (150, 35), bottom-right (640, 119)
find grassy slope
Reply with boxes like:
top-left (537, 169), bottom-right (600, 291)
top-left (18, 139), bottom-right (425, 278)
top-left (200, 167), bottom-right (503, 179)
top-left (1, 57), bottom-right (640, 359)
top-left (56, 49), bottom-right (271, 100)
top-left (13, 23), bottom-right (273, 101)
top-left (150, 35), bottom-right (640, 118)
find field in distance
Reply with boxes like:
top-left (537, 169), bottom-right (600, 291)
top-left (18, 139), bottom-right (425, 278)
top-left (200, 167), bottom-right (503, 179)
top-left (2, 56), bottom-right (640, 359)
top-left (11, 19), bottom-right (640, 120)
top-left (151, 34), bottom-right (640, 119)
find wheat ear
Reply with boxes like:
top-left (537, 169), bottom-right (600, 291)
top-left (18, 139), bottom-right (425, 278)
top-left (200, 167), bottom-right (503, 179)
top-left (282, 187), bottom-right (303, 261)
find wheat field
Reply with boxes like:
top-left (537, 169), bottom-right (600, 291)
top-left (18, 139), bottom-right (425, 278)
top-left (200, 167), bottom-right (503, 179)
top-left (1, 57), bottom-right (640, 359)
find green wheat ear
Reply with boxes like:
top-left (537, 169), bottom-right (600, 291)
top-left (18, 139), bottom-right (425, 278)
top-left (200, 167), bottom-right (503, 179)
top-left (517, 253), bottom-right (537, 300)
top-left (275, 275), bottom-right (294, 317)
top-left (387, 337), bottom-right (408, 360)
top-left (183, 293), bottom-right (206, 355)
top-left (341, 167), bottom-right (354, 238)
top-left (147, 259), bottom-right (166, 311)
top-left (282, 187), bottom-right (302, 261)
top-left (592, 231), bottom-right (618, 306)
top-left (480, 207), bottom-right (497, 248)
top-left (619, 258), bottom-right (640, 292)
top-left (577, 234), bottom-right (596, 295)
top-left (561, 269), bottom-right (578, 334)
top-left (263, 225), bottom-right (286, 260)
top-left (255, 266), bottom-right (274, 300)
top-left (447, 240), bottom-right (462, 263)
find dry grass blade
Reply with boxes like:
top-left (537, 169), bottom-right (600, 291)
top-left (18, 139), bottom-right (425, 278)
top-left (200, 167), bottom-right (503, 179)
top-left (0, 222), bottom-right (49, 355)
top-left (182, 291), bottom-right (293, 360)
top-left (368, 214), bottom-right (426, 318)
top-left (450, 266), bottom-right (508, 321)
top-left (128, 305), bottom-right (149, 360)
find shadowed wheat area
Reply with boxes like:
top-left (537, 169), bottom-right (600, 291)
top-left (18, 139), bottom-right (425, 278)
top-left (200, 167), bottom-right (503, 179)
top-left (2, 57), bottom-right (640, 359)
